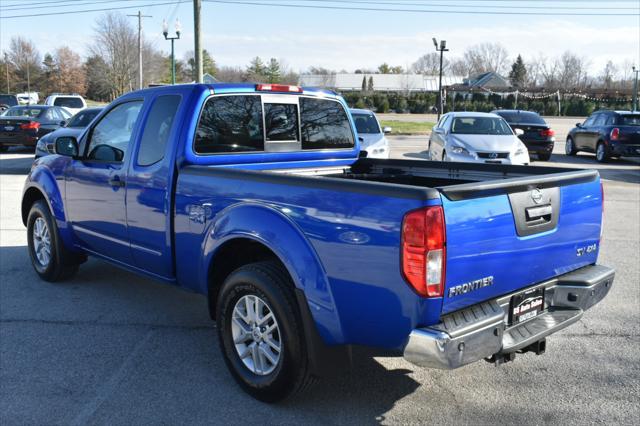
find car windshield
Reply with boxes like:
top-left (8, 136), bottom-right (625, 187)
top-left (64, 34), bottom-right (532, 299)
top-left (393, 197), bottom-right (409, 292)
top-left (0, 95), bottom-right (18, 106)
top-left (451, 117), bottom-right (513, 135)
top-left (619, 115), bottom-right (640, 126)
top-left (67, 109), bottom-right (100, 128)
top-left (352, 113), bottom-right (381, 134)
top-left (3, 107), bottom-right (43, 118)
top-left (53, 97), bottom-right (83, 108)
top-left (496, 111), bottom-right (546, 125)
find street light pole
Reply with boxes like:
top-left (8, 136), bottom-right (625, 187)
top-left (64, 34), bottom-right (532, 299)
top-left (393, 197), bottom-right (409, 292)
top-left (128, 11), bottom-right (152, 90)
top-left (194, 0), bottom-right (203, 83)
top-left (433, 37), bottom-right (449, 121)
top-left (163, 19), bottom-right (181, 85)
top-left (632, 66), bottom-right (639, 112)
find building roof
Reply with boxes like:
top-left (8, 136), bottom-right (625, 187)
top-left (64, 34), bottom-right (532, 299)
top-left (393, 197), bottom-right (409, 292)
top-left (299, 73), bottom-right (465, 92)
top-left (462, 72), bottom-right (511, 89)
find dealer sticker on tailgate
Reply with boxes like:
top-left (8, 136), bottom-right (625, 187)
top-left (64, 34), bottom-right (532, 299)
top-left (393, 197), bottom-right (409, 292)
top-left (509, 287), bottom-right (544, 324)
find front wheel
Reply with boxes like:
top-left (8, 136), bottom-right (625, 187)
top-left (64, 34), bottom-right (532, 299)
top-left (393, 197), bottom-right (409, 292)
top-left (216, 261), bottom-right (314, 402)
top-left (27, 200), bottom-right (80, 281)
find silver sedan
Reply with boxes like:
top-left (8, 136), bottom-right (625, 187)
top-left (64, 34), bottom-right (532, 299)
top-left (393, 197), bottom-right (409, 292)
top-left (429, 112), bottom-right (530, 165)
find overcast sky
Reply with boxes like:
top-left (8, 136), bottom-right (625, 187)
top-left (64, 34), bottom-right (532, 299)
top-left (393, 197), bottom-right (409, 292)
top-left (1, 0), bottom-right (639, 75)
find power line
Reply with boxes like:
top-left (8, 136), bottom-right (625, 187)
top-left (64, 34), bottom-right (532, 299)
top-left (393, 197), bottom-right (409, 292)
top-left (202, 0), bottom-right (640, 16)
top-left (1, 0), bottom-right (127, 12)
top-left (0, 1), bottom-right (186, 19)
top-left (249, 0), bottom-right (640, 10)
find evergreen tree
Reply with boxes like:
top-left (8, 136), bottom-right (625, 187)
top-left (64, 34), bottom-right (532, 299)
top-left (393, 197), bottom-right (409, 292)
top-left (246, 56), bottom-right (266, 82)
top-left (508, 54), bottom-right (527, 88)
top-left (361, 76), bottom-right (367, 91)
top-left (265, 58), bottom-right (282, 83)
top-left (368, 76), bottom-right (374, 91)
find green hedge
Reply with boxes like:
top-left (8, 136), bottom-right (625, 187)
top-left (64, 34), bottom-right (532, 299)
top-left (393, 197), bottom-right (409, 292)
top-left (341, 91), bottom-right (632, 116)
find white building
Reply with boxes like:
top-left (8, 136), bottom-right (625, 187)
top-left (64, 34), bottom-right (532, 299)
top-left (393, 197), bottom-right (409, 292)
top-left (298, 73), bottom-right (465, 92)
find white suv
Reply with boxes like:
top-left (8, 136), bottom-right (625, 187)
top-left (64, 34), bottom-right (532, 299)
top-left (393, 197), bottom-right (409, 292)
top-left (44, 93), bottom-right (87, 116)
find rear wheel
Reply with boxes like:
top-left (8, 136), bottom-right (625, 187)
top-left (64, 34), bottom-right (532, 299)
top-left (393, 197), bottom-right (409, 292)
top-left (596, 142), bottom-right (609, 163)
top-left (565, 137), bottom-right (577, 156)
top-left (216, 261), bottom-right (314, 402)
top-left (27, 200), bottom-right (80, 281)
top-left (538, 152), bottom-right (552, 161)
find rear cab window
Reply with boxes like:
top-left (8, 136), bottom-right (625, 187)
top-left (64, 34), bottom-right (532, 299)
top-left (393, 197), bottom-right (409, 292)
top-left (53, 97), bottom-right (84, 109)
top-left (194, 94), bottom-right (354, 155)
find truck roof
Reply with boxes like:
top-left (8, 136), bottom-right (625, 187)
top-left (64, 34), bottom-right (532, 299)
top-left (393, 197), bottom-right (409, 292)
top-left (128, 83), bottom-right (340, 99)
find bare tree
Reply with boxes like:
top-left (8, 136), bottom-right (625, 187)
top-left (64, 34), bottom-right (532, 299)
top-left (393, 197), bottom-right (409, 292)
top-left (449, 57), bottom-right (472, 77)
top-left (600, 61), bottom-right (618, 89)
top-left (90, 12), bottom-right (138, 98)
top-left (463, 42), bottom-right (509, 76)
top-left (412, 52), bottom-right (449, 75)
top-left (556, 51), bottom-right (589, 90)
top-left (7, 36), bottom-right (41, 93)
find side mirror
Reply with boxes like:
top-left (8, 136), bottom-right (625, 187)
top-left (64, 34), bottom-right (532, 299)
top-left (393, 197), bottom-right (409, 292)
top-left (433, 127), bottom-right (444, 134)
top-left (576, 123), bottom-right (582, 128)
top-left (358, 136), bottom-right (364, 143)
top-left (514, 128), bottom-right (524, 136)
top-left (55, 136), bottom-right (78, 157)
top-left (383, 126), bottom-right (392, 134)
top-left (59, 120), bottom-right (66, 127)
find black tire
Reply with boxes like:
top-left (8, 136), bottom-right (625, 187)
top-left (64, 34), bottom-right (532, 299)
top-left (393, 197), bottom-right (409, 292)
top-left (216, 261), bottom-right (314, 402)
top-left (27, 200), bottom-right (80, 281)
top-left (596, 142), bottom-right (609, 163)
top-left (538, 151), bottom-right (552, 161)
top-left (565, 137), bottom-right (577, 156)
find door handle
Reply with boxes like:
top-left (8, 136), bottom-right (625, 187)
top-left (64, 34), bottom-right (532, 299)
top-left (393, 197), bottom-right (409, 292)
top-left (108, 176), bottom-right (125, 187)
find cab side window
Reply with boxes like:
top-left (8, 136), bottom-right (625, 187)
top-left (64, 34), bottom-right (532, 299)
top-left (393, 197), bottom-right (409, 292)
top-left (86, 101), bottom-right (143, 162)
top-left (137, 95), bottom-right (181, 166)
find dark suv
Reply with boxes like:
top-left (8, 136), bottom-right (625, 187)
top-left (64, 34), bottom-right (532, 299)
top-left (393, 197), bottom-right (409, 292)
top-left (492, 110), bottom-right (555, 161)
top-left (566, 110), bottom-right (640, 162)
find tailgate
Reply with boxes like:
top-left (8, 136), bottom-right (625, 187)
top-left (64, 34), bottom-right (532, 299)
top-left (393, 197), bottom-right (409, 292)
top-left (438, 170), bottom-right (602, 314)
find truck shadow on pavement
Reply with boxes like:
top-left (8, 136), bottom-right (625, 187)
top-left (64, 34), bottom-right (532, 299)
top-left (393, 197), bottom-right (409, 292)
top-left (0, 149), bottom-right (35, 175)
top-left (0, 245), bottom-right (420, 424)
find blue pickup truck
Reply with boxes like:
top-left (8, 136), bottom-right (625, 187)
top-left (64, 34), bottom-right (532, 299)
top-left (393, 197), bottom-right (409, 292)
top-left (22, 83), bottom-right (614, 402)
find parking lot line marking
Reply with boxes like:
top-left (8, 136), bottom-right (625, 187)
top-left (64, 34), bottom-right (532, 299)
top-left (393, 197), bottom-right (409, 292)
top-left (70, 329), bottom-right (155, 426)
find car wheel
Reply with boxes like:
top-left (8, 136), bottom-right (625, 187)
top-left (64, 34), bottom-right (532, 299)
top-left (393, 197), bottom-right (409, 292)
top-left (538, 152), bottom-right (552, 161)
top-left (27, 200), bottom-right (80, 282)
top-left (565, 137), bottom-right (578, 156)
top-left (596, 142), bottom-right (609, 163)
top-left (216, 261), bottom-right (314, 403)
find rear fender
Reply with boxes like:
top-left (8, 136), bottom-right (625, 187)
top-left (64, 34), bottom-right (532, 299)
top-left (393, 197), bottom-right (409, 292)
top-left (201, 203), bottom-right (345, 344)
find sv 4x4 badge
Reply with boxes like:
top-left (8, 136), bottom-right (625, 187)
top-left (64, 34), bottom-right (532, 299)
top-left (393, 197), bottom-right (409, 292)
top-left (577, 243), bottom-right (598, 257)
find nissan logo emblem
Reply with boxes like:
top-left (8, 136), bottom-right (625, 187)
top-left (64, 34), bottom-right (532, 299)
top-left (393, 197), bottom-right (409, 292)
top-left (531, 188), bottom-right (544, 204)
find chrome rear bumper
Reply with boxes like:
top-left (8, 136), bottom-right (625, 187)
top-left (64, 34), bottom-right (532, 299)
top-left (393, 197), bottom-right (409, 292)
top-left (403, 264), bottom-right (614, 369)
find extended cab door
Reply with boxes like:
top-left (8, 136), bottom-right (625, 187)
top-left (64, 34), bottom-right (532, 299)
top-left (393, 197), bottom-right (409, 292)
top-left (64, 100), bottom-right (144, 264)
top-left (125, 94), bottom-right (182, 279)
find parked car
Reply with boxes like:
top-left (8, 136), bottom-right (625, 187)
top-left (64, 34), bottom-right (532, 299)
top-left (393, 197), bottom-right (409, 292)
top-left (0, 105), bottom-right (72, 152)
top-left (429, 112), bottom-right (530, 165)
top-left (16, 92), bottom-right (39, 105)
top-left (0, 94), bottom-right (19, 113)
top-left (23, 83), bottom-right (612, 402)
top-left (492, 109), bottom-right (555, 161)
top-left (350, 108), bottom-right (390, 158)
top-left (35, 107), bottom-right (103, 158)
top-left (566, 110), bottom-right (640, 162)
top-left (44, 93), bottom-right (87, 116)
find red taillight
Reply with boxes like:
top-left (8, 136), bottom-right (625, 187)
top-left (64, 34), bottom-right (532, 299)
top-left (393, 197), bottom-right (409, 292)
top-left (610, 128), bottom-right (620, 140)
top-left (401, 206), bottom-right (446, 298)
top-left (20, 121), bottom-right (40, 130)
top-left (540, 128), bottom-right (555, 137)
top-left (256, 84), bottom-right (302, 93)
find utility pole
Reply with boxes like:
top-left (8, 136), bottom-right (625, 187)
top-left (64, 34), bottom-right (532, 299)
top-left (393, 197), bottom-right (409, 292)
top-left (433, 38), bottom-right (449, 121)
top-left (632, 66), bottom-right (639, 112)
top-left (128, 11), bottom-right (152, 90)
top-left (194, 0), bottom-right (203, 83)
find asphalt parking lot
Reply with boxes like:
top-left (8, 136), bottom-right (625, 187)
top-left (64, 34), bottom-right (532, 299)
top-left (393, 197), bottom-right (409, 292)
top-left (1, 133), bottom-right (639, 425)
